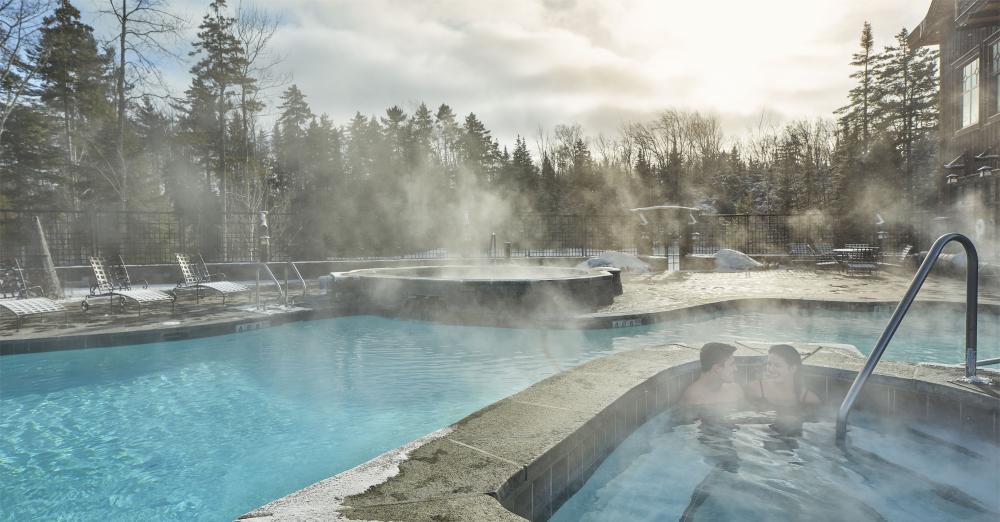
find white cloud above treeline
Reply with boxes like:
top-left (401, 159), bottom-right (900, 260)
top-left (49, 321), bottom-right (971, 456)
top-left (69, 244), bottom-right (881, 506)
top-left (83, 0), bottom-right (931, 145)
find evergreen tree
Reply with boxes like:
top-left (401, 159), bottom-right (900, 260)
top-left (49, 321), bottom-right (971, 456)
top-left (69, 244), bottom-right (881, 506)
top-left (508, 135), bottom-right (537, 209)
top-left (874, 28), bottom-right (939, 204)
top-left (836, 22), bottom-right (877, 146)
top-left (185, 0), bottom-right (250, 212)
top-left (459, 112), bottom-right (499, 185)
top-left (275, 84), bottom-right (313, 195)
top-left (434, 104), bottom-right (460, 191)
top-left (35, 0), bottom-right (114, 207)
top-left (408, 102), bottom-right (434, 167)
top-left (184, 0), bottom-right (253, 258)
top-left (0, 105), bottom-right (61, 208)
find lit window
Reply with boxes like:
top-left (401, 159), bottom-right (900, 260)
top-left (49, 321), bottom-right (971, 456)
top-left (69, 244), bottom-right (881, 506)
top-left (993, 41), bottom-right (1000, 114)
top-left (962, 59), bottom-right (979, 127)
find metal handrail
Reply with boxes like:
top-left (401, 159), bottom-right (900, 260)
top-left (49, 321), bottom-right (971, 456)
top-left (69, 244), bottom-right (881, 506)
top-left (835, 233), bottom-right (983, 442)
top-left (289, 262), bottom-right (307, 297)
top-left (261, 263), bottom-right (286, 303)
top-left (977, 357), bottom-right (1000, 367)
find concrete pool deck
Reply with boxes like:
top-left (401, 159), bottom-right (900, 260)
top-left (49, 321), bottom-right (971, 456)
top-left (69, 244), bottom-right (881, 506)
top-left (3, 269), bottom-right (999, 353)
top-left (239, 341), bottom-right (1000, 521)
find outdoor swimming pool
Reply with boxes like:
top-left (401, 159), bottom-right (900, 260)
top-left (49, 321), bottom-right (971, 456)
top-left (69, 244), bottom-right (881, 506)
top-left (2, 306), bottom-right (998, 520)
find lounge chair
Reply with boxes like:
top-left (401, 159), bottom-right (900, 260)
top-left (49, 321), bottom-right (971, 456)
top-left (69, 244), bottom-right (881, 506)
top-left (813, 243), bottom-right (834, 256)
top-left (813, 243), bottom-right (841, 272)
top-left (0, 260), bottom-right (66, 329)
top-left (882, 244), bottom-right (913, 267)
top-left (82, 256), bottom-right (174, 316)
top-left (789, 243), bottom-right (817, 264)
top-left (174, 253), bottom-right (249, 304)
top-left (845, 247), bottom-right (880, 277)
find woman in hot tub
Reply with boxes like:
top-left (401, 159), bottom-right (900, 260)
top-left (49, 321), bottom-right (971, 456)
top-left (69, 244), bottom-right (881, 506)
top-left (746, 344), bottom-right (820, 435)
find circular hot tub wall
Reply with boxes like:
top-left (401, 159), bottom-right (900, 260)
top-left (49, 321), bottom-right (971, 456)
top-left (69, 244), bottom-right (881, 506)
top-left (331, 265), bottom-right (618, 321)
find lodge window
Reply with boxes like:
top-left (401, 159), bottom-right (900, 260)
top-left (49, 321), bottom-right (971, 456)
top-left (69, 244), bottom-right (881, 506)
top-left (993, 41), bottom-right (1000, 115)
top-left (962, 59), bottom-right (979, 128)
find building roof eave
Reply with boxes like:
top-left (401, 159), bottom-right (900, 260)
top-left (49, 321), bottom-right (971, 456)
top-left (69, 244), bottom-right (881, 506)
top-left (909, 0), bottom-right (951, 47)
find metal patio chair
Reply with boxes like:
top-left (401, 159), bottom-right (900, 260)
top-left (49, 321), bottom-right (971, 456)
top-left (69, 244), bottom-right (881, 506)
top-left (0, 259), bottom-right (67, 330)
top-left (813, 243), bottom-right (842, 272)
top-left (789, 243), bottom-right (817, 263)
top-left (82, 256), bottom-right (174, 316)
top-left (845, 247), bottom-right (880, 277)
top-left (174, 253), bottom-right (249, 304)
top-left (882, 244), bottom-right (913, 267)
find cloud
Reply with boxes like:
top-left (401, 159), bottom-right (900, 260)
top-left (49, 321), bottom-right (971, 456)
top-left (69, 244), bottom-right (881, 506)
top-left (83, 0), bottom-right (932, 146)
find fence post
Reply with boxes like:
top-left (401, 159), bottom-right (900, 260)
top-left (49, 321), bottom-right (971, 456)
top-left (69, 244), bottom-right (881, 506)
top-left (744, 216), bottom-right (751, 254)
top-left (89, 211), bottom-right (99, 259)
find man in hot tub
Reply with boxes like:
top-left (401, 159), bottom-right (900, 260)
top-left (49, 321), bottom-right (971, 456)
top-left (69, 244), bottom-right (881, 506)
top-left (680, 342), bottom-right (744, 409)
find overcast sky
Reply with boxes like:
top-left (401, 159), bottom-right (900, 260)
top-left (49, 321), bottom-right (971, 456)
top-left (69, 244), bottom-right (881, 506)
top-left (84, 0), bottom-right (932, 147)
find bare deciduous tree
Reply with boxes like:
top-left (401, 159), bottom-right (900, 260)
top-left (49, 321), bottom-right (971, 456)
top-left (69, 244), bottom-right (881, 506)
top-left (229, 0), bottom-right (284, 214)
top-left (100, 0), bottom-right (186, 209)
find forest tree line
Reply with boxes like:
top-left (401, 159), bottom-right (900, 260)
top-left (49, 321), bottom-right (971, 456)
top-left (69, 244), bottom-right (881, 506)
top-left (1, 2), bottom-right (940, 256)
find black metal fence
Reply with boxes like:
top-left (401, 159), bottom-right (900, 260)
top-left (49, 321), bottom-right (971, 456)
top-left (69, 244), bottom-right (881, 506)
top-left (0, 209), bottom-right (296, 267)
top-left (689, 213), bottom-right (921, 256)
top-left (1, 208), bottom-right (926, 267)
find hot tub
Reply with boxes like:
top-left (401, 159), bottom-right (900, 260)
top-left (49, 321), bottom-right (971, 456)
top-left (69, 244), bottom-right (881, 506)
top-left (330, 265), bottom-right (619, 321)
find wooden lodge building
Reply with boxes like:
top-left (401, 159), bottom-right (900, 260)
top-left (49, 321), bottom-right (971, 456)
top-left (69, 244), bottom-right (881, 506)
top-left (911, 0), bottom-right (1000, 251)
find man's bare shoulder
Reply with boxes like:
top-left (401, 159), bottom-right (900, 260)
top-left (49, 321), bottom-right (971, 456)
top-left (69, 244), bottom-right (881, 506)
top-left (680, 377), bottom-right (707, 404)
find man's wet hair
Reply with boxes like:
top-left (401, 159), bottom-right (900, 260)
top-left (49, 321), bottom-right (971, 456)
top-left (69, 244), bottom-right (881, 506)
top-left (700, 342), bottom-right (737, 372)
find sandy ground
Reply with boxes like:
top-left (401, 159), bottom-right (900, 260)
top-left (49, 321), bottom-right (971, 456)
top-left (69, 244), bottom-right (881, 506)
top-left (600, 268), bottom-right (1000, 314)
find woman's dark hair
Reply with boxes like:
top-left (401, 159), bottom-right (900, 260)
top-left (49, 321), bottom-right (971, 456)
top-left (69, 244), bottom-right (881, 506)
top-left (769, 344), bottom-right (803, 398)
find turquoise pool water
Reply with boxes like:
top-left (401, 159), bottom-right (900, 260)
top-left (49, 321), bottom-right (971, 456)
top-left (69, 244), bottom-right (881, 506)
top-left (1, 307), bottom-right (998, 520)
top-left (551, 412), bottom-right (999, 521)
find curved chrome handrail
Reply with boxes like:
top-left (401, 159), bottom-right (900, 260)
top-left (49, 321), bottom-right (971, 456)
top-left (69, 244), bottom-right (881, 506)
top-left (835, 233), bottom-right (983, 443)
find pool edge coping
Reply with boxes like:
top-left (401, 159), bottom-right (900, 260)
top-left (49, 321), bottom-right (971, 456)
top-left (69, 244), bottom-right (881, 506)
top-left (4, 297), bottom-right (998, 355)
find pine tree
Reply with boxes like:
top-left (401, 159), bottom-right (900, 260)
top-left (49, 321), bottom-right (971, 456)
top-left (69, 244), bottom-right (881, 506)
top-left (275, 84), bottom-right (313, 195)
top-left (408, 102), bottom-right (434, 166)
top-left (185, 0), bottom-right (252, 257)
top-left (459, 112), bottom-right (499, 186)
top-left (509, 135), bottom-right (537, 209)
top-left (0, 105), bottom-right (61, 208)
top-left (187, 0), bottom-right (252, 207)
top-left (35, 0), bottom-right (114, 207)
top-left (836, 22), bottom-right (877, 147)
top-left (874, 28), bottom-right (939, 204)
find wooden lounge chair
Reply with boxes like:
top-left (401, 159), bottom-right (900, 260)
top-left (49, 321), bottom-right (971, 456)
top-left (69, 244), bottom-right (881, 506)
top-left (82, 256), bottom-right (174, 316)
top-left (0, 260), bottom-right (66, 329)
top-left (174, 253), bottom-right (249, 304)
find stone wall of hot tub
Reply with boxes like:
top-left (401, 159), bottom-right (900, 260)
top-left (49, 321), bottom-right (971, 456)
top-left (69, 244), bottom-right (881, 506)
top-left (242, 341), bottom-right (998, 522)
top-left (328, 266), bottom-right (617, 323)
